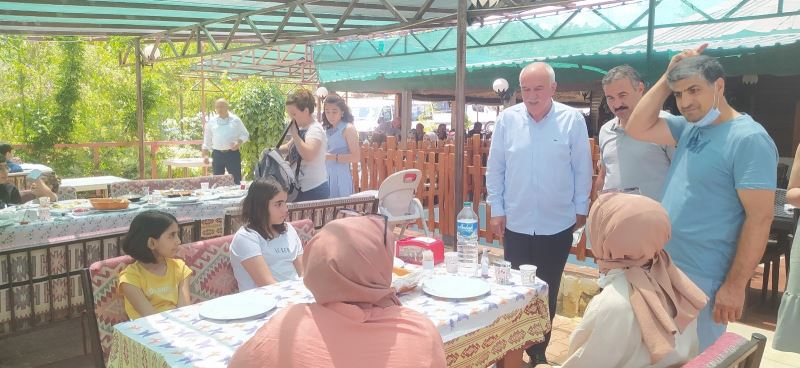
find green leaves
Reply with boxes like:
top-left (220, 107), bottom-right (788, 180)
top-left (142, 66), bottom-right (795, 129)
top-left (226, 78), bottom-right (290, 180)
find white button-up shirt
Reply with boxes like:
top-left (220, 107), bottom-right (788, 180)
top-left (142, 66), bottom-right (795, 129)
top-left (202, 114), bottom-right (250, 151)
top-left (486, 101), bottom-right (593, 235)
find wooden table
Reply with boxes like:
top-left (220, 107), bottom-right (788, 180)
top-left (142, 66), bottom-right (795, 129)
top-left (61, 176), bottom-right (129, 197)
top-left (164, 158), bottom-right (211, 178)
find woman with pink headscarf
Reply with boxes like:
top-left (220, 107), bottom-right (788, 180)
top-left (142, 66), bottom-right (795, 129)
top-left (554, 193), bottom-right (708, 368)
top-left (229, 216), bottom-right (446, 368)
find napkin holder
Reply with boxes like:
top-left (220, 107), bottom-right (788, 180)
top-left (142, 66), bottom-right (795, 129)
top-left (396, 236), bottom-right (444, 265)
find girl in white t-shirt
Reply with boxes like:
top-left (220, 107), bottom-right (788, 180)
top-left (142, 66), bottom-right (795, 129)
top-left (229, 179), bottom-right (304, 291)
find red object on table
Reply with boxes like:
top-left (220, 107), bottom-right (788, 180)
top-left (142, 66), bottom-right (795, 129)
top-left (396, 236), bottom-right (444, 265)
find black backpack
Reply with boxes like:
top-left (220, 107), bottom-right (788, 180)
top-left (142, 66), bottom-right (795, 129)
top-left (254, 121), bottom-right (302, 201)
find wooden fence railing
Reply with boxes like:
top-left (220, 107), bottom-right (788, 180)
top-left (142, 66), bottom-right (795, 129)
top-left (11, 140), bottom-right (203, 179)
top-left (352, 135), bottom-right (600, 260)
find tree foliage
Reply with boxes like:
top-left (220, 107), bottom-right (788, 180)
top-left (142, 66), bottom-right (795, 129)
top-left (225, 77), bottom-right (291, 180)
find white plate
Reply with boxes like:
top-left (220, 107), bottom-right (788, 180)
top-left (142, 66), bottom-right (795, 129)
top-left (95, 205), bottom-right (139, 213)
top-left (199, 294), bottom-right (276, 321)
top-left (422, 276), bottom-right (491, 299)
top-left (165, 197), bottom-right (199, 205)
top-left (217, 191), bottom-right (245, 199)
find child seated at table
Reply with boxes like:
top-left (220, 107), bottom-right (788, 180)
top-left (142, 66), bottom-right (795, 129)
top-left (0, 163), bottom-right (59, 206)
top-left (0, 143), bottom-right (22, 173)
top-left (229, 179), bottom-right (304, 291)
top-left (119, 210), bottom-right (192, 319)
top-left (543, 193), bottom-right (707, 368)
top-left (229, 216), bottom-right (446, 368)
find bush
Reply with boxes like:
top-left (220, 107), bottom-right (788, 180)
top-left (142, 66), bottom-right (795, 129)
top-left (226, 78), bottom-right (290, 180)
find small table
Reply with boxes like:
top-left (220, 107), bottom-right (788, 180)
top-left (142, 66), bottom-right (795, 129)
top-left (61, 176), bottom-right (129, 197)
top-left (164, 158), bottom-right (211, 178)
top-left (7, 164), bottom-right (54, 189)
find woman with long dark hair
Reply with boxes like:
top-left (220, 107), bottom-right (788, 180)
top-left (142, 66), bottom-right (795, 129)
top-left (322, 94), bottom-right (360, 197)
top-left (229, 179), bottom-right (304, 291)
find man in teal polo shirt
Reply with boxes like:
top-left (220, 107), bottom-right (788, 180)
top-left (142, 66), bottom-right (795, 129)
top-left (626, 45), bottom-right (777, 350)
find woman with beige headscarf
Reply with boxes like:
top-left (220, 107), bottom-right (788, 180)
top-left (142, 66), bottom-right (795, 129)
top-left (551, 193), bottom-right (708, 368)
top-left (229, 216), bottom-right (446, 368)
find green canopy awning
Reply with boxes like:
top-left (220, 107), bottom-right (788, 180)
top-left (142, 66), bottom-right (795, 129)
top-left (313, 0), bottom-right (800, 93)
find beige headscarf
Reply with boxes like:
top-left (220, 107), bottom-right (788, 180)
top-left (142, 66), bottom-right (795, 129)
top-left (589, 193), bottom-right (708, 364)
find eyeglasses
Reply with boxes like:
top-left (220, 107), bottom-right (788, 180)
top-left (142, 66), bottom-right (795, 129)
top-left (333, 208), bottom-right (390, 253)
top-left (598, 187), bottom-right (641, 195)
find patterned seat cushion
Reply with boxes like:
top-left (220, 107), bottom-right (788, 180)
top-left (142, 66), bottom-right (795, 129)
top-left (177, 235), bottom-right (238, 303)
top-left (87, 255), bottom-right (135, 362)
top-left (57, 185), bottom-right (77, 200)
top-left (682, 332), bottom-right (749, 368)
top-left (108, 174), bottom-right (234, 197)
top-left (291, 219), bottom-right (316, 247)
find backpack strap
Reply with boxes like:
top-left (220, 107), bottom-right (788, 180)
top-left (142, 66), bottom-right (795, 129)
top-left (286, 120), bottom-right (305, 192)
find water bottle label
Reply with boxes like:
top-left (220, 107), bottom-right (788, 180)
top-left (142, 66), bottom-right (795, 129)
top-left (457, 220), bottom-right (478, 238)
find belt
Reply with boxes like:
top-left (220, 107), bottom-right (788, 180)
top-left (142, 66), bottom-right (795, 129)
top-left (213, 149), bottom-right (238, 153)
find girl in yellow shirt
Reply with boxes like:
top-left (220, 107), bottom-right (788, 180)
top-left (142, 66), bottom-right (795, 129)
top-left (119, 210), bottom-right (192, 319)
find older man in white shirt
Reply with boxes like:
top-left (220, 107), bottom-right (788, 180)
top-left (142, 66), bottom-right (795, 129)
top-left (203, 99), bottom-right (250, 184)
top-left (486, 62), bottom-right (593, 366)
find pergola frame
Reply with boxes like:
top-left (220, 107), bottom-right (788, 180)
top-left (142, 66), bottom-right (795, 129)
top-left (121, 0), bottom-right (595, 216)
top-left (0, 0), bottom-right (694, 236)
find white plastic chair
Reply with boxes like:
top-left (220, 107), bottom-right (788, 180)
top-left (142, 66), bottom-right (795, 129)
top-left (356, 169), bottom-right (429, 238)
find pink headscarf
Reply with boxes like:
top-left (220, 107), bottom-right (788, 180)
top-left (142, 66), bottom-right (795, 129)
top-left (589, 193), bottom-right (708, 364)
top-left (302, 215), bottom-right (401, 308)
top-left (229, 216), bottom-right (446, 368)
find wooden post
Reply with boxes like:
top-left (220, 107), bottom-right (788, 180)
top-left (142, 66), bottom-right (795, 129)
top-left (150, 142), bottom-right (159, 179)
top-left (92, 145), bottom-right (100, 175)
top-left (134, 38), bottom-right (146, 179)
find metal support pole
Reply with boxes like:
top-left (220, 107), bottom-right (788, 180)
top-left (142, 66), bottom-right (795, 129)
top-left (401, 90), bottom-right (412, 149)
top-left (201, 56), bottom-right (207, 130)
top-left (645, 0), bottom-right (657, 82)
top-left (454, 0), bottom-right (467, 238)
top-left (135, 38), bottom-right (146, 179)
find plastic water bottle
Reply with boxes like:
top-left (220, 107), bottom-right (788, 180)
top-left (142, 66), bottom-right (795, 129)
top-left (457, 201), bottom-right (479, 277)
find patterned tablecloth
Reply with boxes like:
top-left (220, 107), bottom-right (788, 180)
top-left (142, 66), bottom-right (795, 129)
top-left (0, 196), bottom-right (244, 251)
top-left (108, 270), bottom-right (551, 368)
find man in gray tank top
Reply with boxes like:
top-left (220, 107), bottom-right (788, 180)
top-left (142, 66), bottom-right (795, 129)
top-left (597, 65), bottom-right (675, 200)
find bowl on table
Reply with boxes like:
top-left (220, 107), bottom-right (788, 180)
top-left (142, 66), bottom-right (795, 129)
top-left (89, 198), bottom-right (130, 211)
top-left (121, 194), bottom-right (143, 203)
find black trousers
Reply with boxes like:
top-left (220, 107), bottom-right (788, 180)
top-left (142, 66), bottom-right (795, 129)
top-left (504, 225), bottom-right (574, 360)
top-left (211, 149), bottom-right (242, 184)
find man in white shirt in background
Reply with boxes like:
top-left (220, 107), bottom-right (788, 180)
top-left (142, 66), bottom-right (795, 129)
top-left (202, 99), bottom-right (250, 184)
top-left (597, 65), bottom-right (675, 200)
top-left (486, 62), bottom-right (593, 366)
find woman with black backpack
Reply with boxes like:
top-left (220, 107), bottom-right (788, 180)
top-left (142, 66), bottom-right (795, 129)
top-left (282, 89), bottom-right (329, 202)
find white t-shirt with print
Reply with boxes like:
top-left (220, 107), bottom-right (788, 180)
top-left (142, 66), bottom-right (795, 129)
top-left (296, 122), bottom-right (328, 191)
top-left (229, 223), bottom-right (303, 291)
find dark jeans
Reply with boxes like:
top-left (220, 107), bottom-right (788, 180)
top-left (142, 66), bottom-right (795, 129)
top-left (504, 224), bottom-right (574, 360)
top-left (294, 181), bottom-right (330, 202)
top-left (211, 150), bottom-right (242, 184)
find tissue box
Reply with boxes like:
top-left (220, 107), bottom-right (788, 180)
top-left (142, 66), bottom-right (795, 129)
top-left (396, 236), bottom-right (444, 265)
